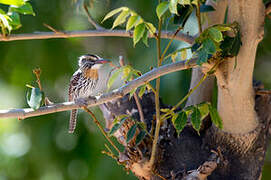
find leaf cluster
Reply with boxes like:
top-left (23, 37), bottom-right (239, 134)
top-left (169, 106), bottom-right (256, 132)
top-left (165, 102), bottom-right (222, 135)
top-left (157, 0), bottom-right (216, 28)
top-left (192, 23), bottom-right (242, 65)
top-left (108, 65), bottom-right (152, 98)
top-left (109, 115), bottom-right (147, 145)
top-left (0, 0), bottom-right (35, 36)
top-left (102, 7), bottom-right (157, 46)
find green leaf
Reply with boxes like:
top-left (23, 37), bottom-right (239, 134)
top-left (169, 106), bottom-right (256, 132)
top-left (180, 49), bottom-right (187, 60)
top-left (184, 105), bottom-right (194, 115)
top-left (133, 23), bottom-right (145, 46)
top-left (109, 117), bottom-right (127, 136)
top-left (138, 84), bottom-right (147, 98)
top-left (109, 123), bottom-right (121, 136)
top-left (102, 7), bottom-right (128, 22)
top-left (169, 0), bottom-right (178, 14)
top-left (142, 29), bottom-right (148, 47)
top-left (107, 68), bottom-right (122, 89)
top-left (0, 8), bottom-right (5, 14)
top-left (173, 4), bottom-right (194, 27)
top-left (197, 102), bottom-right (210, 120)
top-left (26, 87), bottom-right (44, 110)
top-left (8, 11), bottom-right (21, 29)
top-left (156, 1), bottom-right (169, 19)
top-left (191, 107), bottom-right (201, 133)
top-left (137, 122), bottom-right (147, 130)
top-left (220, 30), bottom-right (242, 57)
top-left (178, 0), bottom-right (191, 5)
top-left (171, 52), bottom-right (178, 62)
top-left (0, 13), bottom-right (12, 32)
top-left (145, 22), bottom-right (156, 34)
top-left (172, 111), bottom-right (187, 135)
top-left (203, 38), bottom-right (216, 54)
top-left (197, 48), bottom-right (208, 65)
top-left (214, 25), bottom-right (232, 32)
top-left (135, 130), bottom-right (146, 145)
top-left (9, 2), bottom-right (35, 16)
top-left (0, 0), bottom-right (25, 6)
top-left (231, 30), bottom-right (242, 56)
top-left (126, 124), bottom-right (137, 143)
top-left (112, 10), bottom-right (130, 29)
top-left (208, 27), bottom-right (223, 42)
top-left (200, 4), bottom-right (215, 12)
top-left (129, 87), bottom-right (137, 99)
top-left (208, 104), bottom-right (223, 129)
top-left (126, 15), bottom-right (141, 31)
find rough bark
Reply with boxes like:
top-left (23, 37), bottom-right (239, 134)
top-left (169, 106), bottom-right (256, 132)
top-left (100, 84), bottom-right (271, 180)
top-left (98, 1), bottom-right (269, 179)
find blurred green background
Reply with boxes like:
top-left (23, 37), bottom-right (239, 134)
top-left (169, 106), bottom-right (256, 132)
top-left (0, 0), bottom-right (271, 179)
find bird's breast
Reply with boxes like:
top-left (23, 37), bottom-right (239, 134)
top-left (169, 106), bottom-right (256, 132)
top-left (83, 69), bottom-right (98, 80)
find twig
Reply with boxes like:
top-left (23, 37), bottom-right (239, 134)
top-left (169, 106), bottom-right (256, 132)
top-left (118, 56), bottom-right (145, 123)
top-left (83, 107), bottom-right (121, 154)
top-left (266, 2), bottom-right (271, 17)
top-left (0, 58), bottom-right (198, 119)
top-left (33, 68), bottom-right (43, 90)
top-left (256, 90), bottom-right (271, 95)
top-left (33, 68), bottom-right (53, 105)
top-left (149, 18), bottom-right (163, 169)
top-left (43, 23), bottom-right (63, 34)
top-left (83, 4), bottom-right (105, 30)
top-left (133, 93), bottom-right (145, 123)
top-left (196, 1), bottom-right (202, 33)
top-left (0, 30), bottom-right (195, 44)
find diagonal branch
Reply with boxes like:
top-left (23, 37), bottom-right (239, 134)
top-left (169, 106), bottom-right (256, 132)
top-left (83, 4), bottom-right (105, 30)
top-left (0, 58), bottom-right (198, 119)
top-left (0, 29), bottom-right (195, 44)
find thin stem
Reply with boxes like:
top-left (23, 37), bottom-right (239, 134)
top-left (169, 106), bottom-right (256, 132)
top-left (33, 68), bottom-right (43, 91)
top-left (160, 61), bottom-right (220, 121)
top-left (133, 93), bottom-right (145, 123)
top-left (196, 1), bottom-right (202, 34)
top-left (160, 73), bottom-right (208, 122)
top-left (83, 107), bottom-right (121, 154)
top-left (83, 3), bottom-right (105, 30)
top-left (160, 26), bottom-right (183, 61)
top-left (149, 19), bottom-right (162, 168)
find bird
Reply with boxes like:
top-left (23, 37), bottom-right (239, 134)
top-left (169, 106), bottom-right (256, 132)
top-left (68, 54), bottom-right (112, 133)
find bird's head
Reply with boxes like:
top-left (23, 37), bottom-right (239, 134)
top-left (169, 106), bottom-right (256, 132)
top-left (78, 54), bottom-right (111, 80)
top-left (78, 54), bottom-right (111, 71)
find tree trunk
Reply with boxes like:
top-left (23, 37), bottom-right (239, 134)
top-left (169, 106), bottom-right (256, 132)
top-left (100, 0), bottom-right (270, 179)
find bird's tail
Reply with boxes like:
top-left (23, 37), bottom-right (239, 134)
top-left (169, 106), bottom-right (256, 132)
top-left (69, 109), bottom-right (78, 133)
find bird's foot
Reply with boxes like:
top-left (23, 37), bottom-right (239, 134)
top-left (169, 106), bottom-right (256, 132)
top-left (74, 98), bottom-right (89, 108)
top-left (74, 96), bottom-right (97, 108)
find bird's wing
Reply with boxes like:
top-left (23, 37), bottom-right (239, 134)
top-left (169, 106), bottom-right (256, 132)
top-left (69, 70), bottom-right (82, 101)
top-left (68, 70), bottom-right (82, 133)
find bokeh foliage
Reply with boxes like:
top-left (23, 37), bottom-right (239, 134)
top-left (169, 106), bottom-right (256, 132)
top-left (0, 0), bottom-right (271, 179)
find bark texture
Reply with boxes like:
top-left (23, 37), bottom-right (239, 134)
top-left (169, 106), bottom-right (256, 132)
top-left (100, 85), bottom-right (271, 180)
top-left (98, 1), bottom-right (269, 179)
top-left (215, 0), bottom-right (265, 134)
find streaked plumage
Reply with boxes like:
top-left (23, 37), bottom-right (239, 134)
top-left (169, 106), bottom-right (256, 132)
top-left (68, 54), bottom-right (111, 133)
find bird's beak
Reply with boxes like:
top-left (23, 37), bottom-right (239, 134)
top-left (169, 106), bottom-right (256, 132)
top-left (95, 59), bottom-right (111, 64)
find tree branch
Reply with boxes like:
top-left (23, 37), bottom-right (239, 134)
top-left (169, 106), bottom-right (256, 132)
top-left (0, 58), bottom-right (198, 119)
top-left (83, 4), bottom-right (105, 30)
top-left (0, 29), bottom-right (195, 44)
